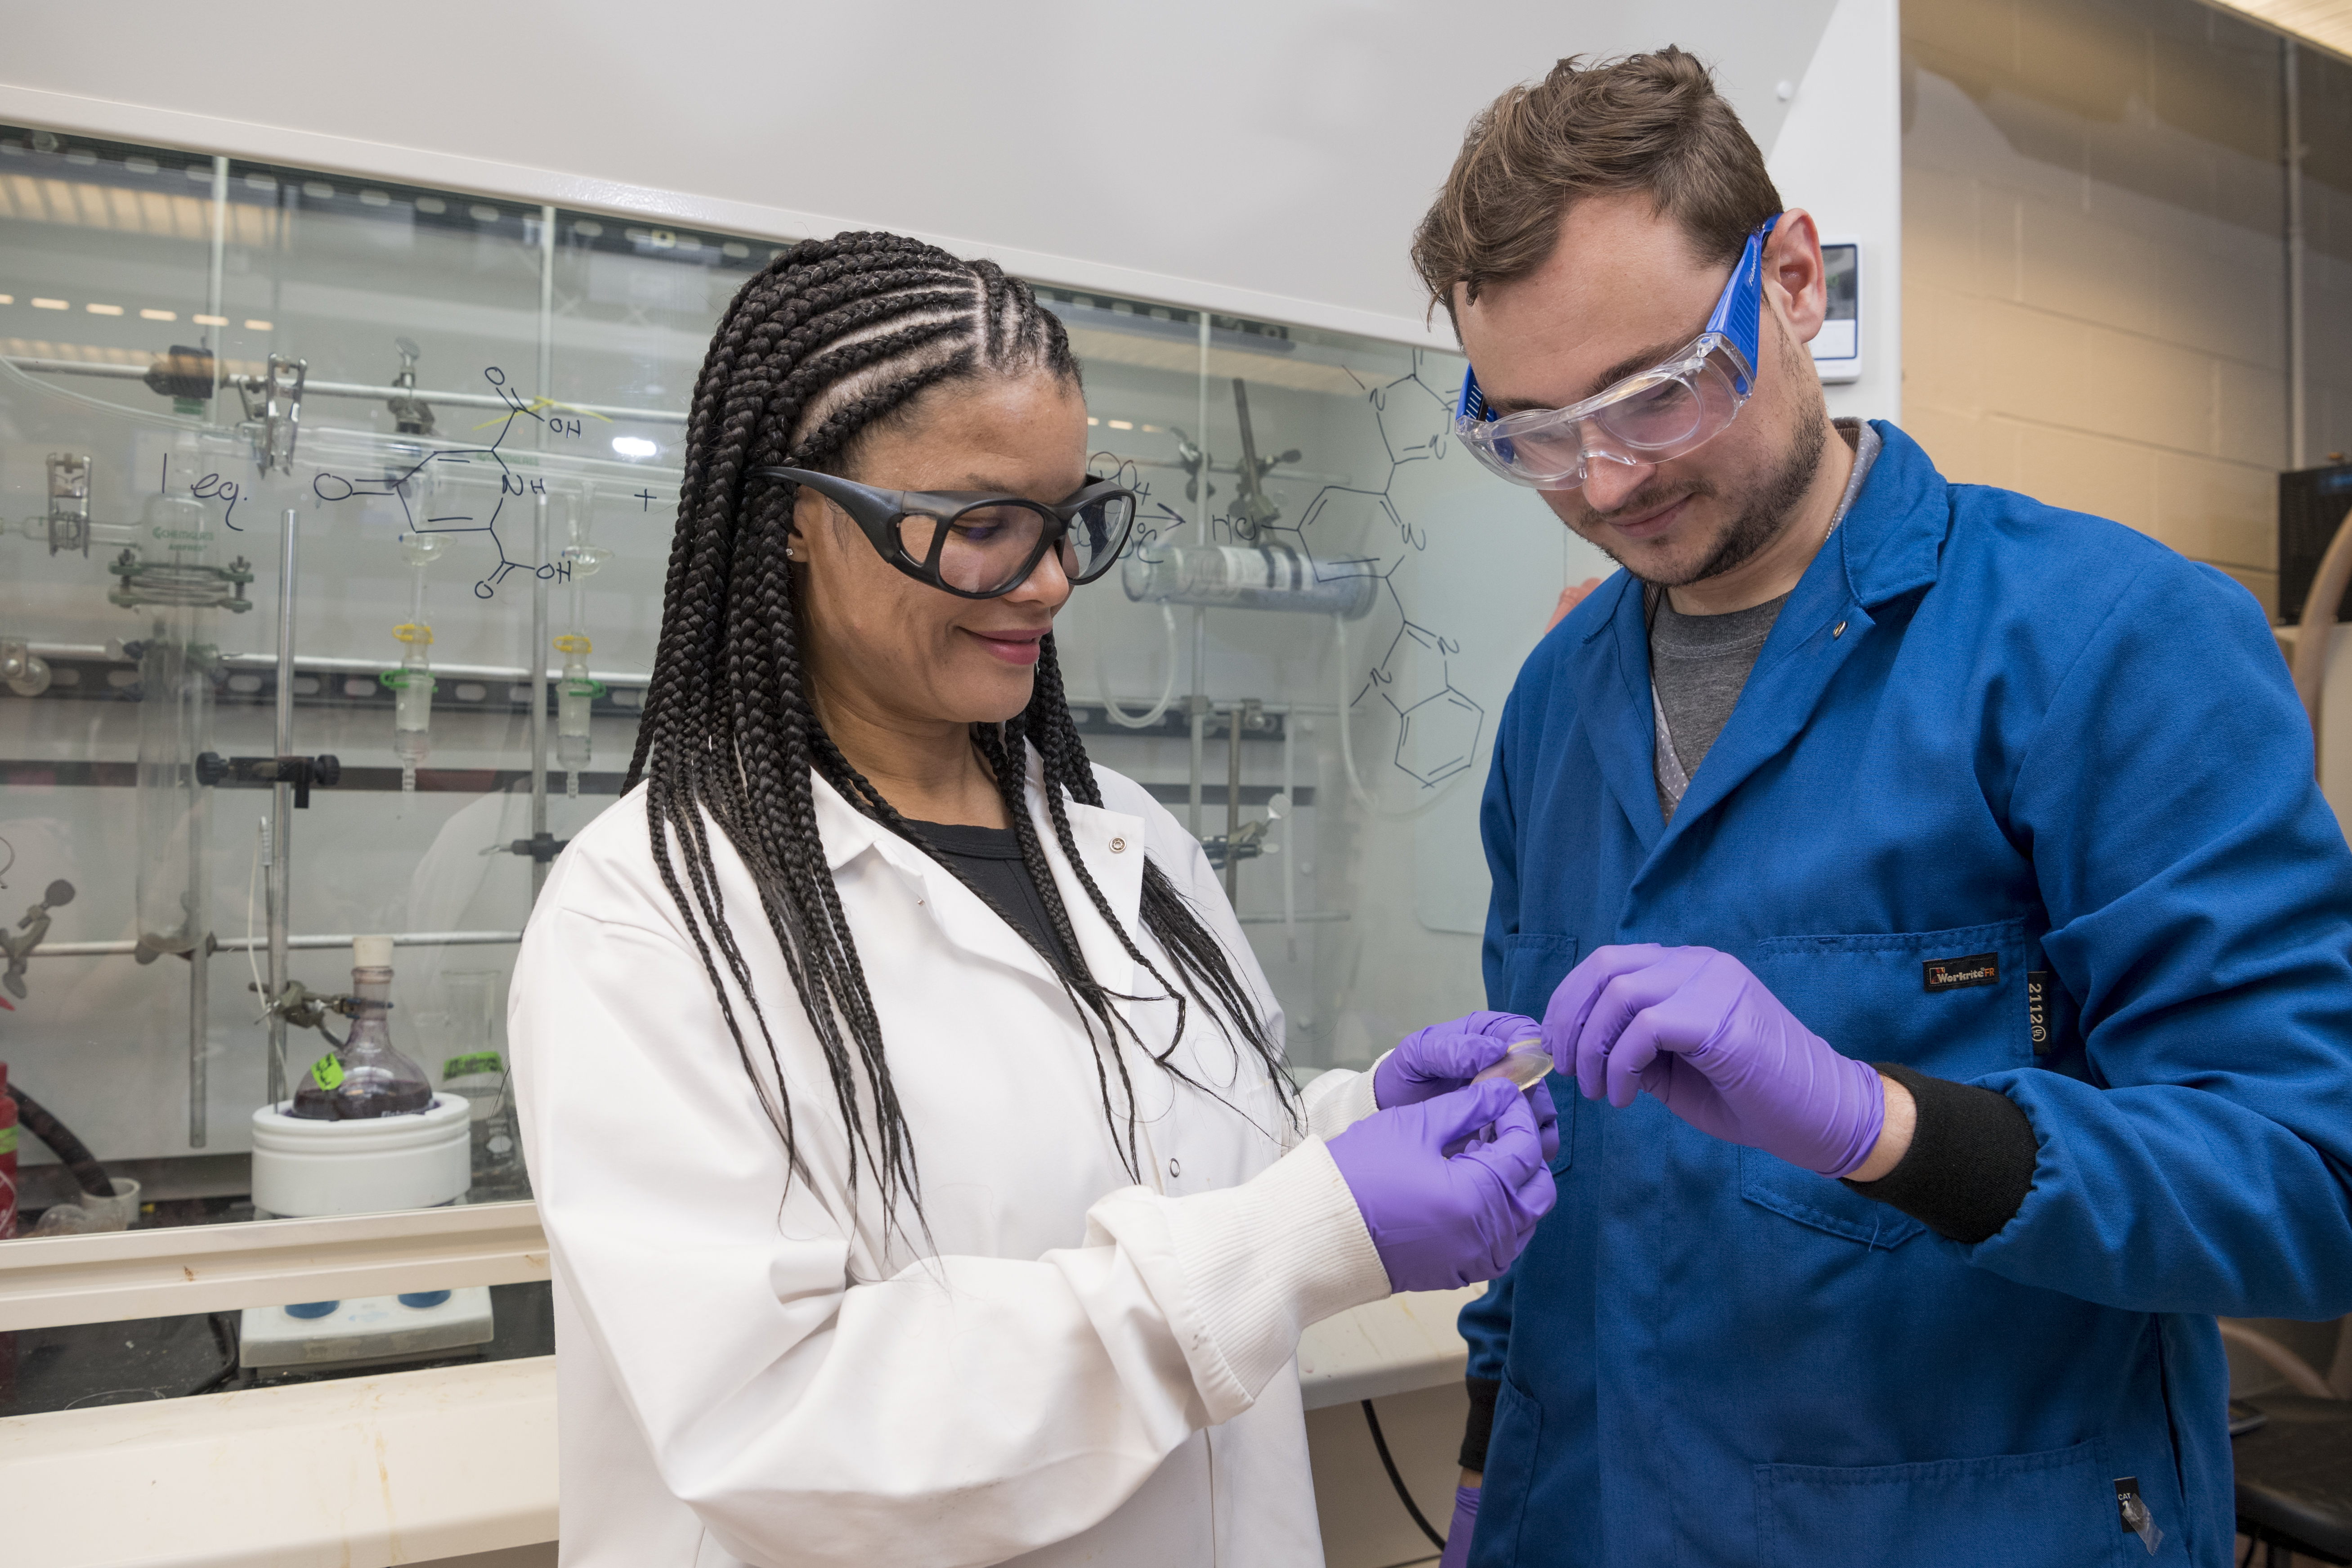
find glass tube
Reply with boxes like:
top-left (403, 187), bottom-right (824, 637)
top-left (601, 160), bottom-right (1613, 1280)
top-left (391, 534), bottom-right (446, 793)
top-left (131, 491), bottom-right (220, 957)
top-left (1122, 543), bottom-right (1377, 618)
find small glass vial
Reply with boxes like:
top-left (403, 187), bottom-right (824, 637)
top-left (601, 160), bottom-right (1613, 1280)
top-left (289, 936), bottom-right (435, 1119)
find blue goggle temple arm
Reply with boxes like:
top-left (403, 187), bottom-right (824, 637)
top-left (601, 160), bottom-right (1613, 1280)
top-left (1456, 212), bottom-right (1782, 421)
top-left (1460, 363), bottom-right (1491, 424)
top-left (1706, 214), bottom-right (1779, 396)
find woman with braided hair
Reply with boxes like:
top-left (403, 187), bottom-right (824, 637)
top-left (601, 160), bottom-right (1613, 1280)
top-left (509, 231), bottom-right (1556, 1567)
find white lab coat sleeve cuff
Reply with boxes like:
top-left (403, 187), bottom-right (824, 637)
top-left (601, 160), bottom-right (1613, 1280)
top-left (1091, 1137), bottom-right (1389, 1425)
top-left (1304, 1061), bottom-right (1382, 1140)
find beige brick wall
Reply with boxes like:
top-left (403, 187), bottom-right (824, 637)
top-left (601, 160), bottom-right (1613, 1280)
top-left (1900, 0), bottom-right (2337, 616)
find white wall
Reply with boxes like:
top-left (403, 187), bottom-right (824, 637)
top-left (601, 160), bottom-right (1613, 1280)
top-left (1774, 0), bottom-right (1904, 421)
top-left (0, 0), bottom-right (1895, 368)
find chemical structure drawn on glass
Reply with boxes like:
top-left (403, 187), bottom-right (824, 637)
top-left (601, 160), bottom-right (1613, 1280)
top-left (1110, 351), bottom-right (1486, 792)
top-left (309, 367), bottom-right (658, 599)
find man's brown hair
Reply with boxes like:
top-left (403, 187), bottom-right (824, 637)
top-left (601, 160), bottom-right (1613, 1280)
top-left (1411, 48), bottom-right (1782, 325)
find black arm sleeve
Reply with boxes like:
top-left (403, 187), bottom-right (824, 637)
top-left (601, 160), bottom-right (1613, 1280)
top-left (1840, 1062), bottom-right (2039, 1245)
top-left (1458, 1375), bottom-right (1500, 1473)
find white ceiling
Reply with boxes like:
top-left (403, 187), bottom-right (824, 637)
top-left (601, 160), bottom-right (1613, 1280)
top-left (0, 0), bottom-right (1850, 345)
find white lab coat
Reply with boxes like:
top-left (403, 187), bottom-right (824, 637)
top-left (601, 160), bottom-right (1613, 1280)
top-left (510, 750), bottom-right (1391, 1568)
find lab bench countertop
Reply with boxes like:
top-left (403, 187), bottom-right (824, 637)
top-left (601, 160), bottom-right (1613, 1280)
top-left (0, 1286), bottom-right (1482, 1568)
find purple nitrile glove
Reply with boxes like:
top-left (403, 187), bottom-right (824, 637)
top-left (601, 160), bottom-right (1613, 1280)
top-left (1326, 1080), bottom-right (1556, 1293)
top-left (1375, 1011), bottom-right (1561, 1164)
top-left (1439, 1484), bottom-right (1480, 1568)
top-left (1544, 944), bottom-right (1886, 1178)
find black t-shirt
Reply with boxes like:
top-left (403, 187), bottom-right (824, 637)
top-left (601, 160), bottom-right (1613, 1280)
top-left (905, 819), bottom-right (1079, 972)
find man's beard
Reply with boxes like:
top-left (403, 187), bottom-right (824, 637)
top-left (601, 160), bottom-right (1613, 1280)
top-left (1571, 372), bottom-right (1832, 591)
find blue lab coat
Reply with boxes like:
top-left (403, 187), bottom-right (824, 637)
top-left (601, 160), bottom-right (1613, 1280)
top-left (1464, 421), bottom-right (2352, 1568)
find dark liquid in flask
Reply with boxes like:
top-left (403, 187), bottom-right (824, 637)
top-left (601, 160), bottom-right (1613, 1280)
top-left (285, 975), bottom-right (435, 1120)
top-left (289, 1076), bottom-right (435, 1120)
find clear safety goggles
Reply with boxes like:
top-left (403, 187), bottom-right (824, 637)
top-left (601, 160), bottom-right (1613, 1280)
top-left (759, 466), bottom-right (1137, 599)
top-left (1456, 214), bottom-right (1780, 492)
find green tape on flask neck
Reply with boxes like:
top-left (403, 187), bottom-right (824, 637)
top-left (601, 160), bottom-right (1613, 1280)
top-left (308, 1053), bottom-right (345, 1092)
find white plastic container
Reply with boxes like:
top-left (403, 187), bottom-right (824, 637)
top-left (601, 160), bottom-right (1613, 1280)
top-left (249, 1093), bottom-right (471, 1218)
top-left (81, 1175), bottom-right (143, 1228)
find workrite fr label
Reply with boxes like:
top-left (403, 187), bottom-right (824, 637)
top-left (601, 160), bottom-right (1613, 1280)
top-left (1923, 953), bottom-right (1999, 992)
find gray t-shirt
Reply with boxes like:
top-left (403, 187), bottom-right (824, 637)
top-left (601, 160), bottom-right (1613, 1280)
top-left (1651, 420), bottom-right (1881, 820)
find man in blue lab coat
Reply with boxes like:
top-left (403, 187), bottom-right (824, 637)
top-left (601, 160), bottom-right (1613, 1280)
top-left (1408, 49), bottom-right (2352, 1568)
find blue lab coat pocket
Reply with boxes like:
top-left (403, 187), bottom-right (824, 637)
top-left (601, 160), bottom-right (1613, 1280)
top-left (1469, 1370), bottom-right (1546, 1568)
top-left (1751, 919), bottom-right (2034, 1080)
top-left (1754, 1438), bottom-right (2128, 1568)
top-left (1735, 922), bottom-right (2035, 1251)
top-left (1497, 933), bottom-right (1580, 1171)
top-left (1739, 1147), bottom-right (1924, 1249)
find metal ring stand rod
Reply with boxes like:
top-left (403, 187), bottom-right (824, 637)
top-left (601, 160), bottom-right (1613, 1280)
top-left (265, 507), bottom-right (297, 1109)
top-left (31, 930), bottom-right (524, 960)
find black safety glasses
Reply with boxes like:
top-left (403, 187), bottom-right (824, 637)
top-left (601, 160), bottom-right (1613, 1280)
top-left (757, 466), bottom-right (1138, 600)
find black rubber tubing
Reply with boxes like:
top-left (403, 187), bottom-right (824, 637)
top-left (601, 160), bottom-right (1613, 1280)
top-left (5, 1081), bottom-right (114, 1197)
top-left (1362, 1398), bottom-right (1449, 1552)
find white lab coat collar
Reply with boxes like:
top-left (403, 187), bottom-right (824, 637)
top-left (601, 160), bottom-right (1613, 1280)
top-left (806, 747), bottom-right (1148, 998)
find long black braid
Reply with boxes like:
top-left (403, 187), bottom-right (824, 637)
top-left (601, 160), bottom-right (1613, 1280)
top-left (626, 231), bottom-right (1297, 1225)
